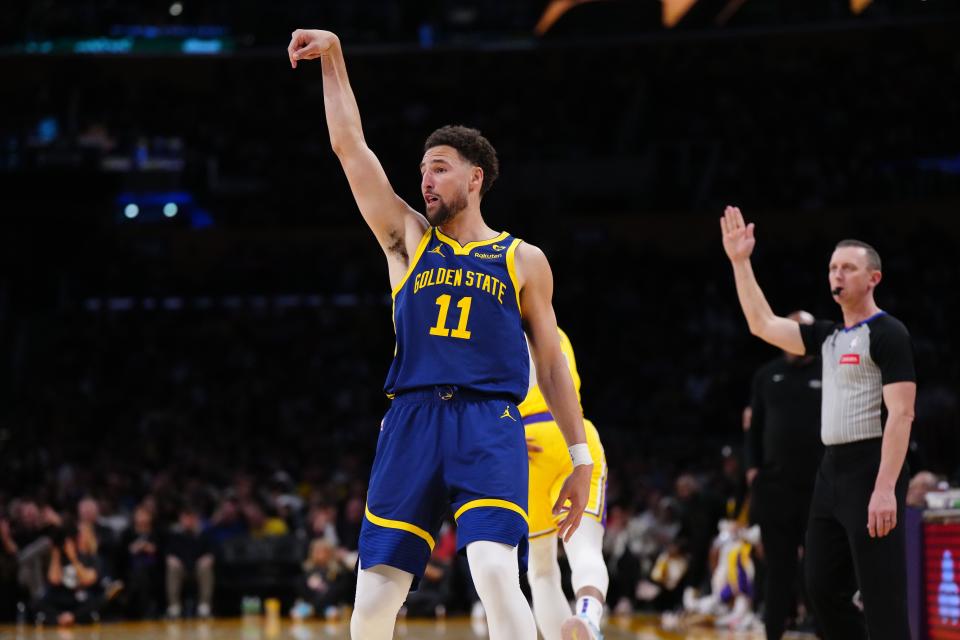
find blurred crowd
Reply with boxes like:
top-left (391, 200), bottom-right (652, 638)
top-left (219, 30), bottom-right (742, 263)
top-left (1, 216), bottom-right (957, 627)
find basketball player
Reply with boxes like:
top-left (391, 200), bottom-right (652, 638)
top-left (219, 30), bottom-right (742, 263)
top-left (287, 29), bottom-right (594, 640)
top-left (521, 328), bottom-right (608, 640)
top-left (720, 206), bottom-right (916, 640)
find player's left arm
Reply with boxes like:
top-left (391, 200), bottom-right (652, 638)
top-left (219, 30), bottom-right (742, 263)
top-left (867, 318), bottom-right (917, 538)
top-left (516, 242), bottom-right (592, 542)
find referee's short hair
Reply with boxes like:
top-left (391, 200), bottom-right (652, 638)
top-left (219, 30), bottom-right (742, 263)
top-left (835, 239), bottom-right (882, 272)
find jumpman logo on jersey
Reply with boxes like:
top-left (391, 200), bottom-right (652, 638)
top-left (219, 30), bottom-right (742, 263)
top-left (492, 244), bottom-right (506, 251)
top-left (428, 245), bottom-right (446, 257)
top-left (500, 407), bottom-right (516, 421)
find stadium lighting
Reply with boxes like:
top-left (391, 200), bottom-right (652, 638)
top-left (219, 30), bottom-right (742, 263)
top-left (124, 203), bottom-right (139, 219)
top-left (169, 2), bottom-right (183, 17)
top-left (163, 202), bottom-right (179, 218)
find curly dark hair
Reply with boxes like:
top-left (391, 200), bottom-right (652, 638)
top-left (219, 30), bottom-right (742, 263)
top-left (424, 125), bottom-right (500, 197)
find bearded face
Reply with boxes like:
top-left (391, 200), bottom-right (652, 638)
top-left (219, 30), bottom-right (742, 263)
top-left (421, 145), bottom-right (480, 225)
top-left (425, 184), bottom-right (469, 226)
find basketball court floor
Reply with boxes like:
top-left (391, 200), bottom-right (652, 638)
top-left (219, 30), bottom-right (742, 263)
top-left (0, 616), bottom-right (785, 640)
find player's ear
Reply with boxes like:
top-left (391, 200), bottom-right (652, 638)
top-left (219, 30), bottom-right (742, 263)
top-left (470, 166), bottom-right (483, 192)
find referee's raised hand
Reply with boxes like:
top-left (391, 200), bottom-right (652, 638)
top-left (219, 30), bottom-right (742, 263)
top-left (720, 205), bottom-right (756, 262)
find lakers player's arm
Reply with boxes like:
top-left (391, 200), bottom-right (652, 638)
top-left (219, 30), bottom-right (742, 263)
top-left (720, 206), bottom-right (805, 355)
top-left (516, 242), bottom-right (593, 542)
top-left (288, 29), bottom-right (428, 287)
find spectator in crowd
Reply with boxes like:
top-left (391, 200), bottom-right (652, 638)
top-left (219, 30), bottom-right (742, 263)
top-left (289, 538), bottom-right (356, 620)
top-left (305, 502), bottom-right (339, 547)
top-left (0, 507), bottom-right (19, 621)
top-left (36, 522), bottom-right (104, 626)
top-left (9, 499), bottom-right (61, 604)
top-left (608, 495), bottom-right (683, 614)
top-left (336, 495), bottom-right (364, 552)
top-left (242, 500), bottom-right (289, 538)
top-left (906, 471), bottom-right (941, 508)
top-left (77, 496), bottom-right (121, 585)
top-left (119, 505), bottom-right (161, 619)
top-left (206, 498), bottom-right (246, 546)
top-left (674, 474), bottom-right (724, 593)
top-left (165, 506), bottom-right (214, 619)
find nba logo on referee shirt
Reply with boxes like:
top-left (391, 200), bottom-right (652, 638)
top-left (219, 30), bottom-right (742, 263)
top-left (840, 354), bottom-right (861, 365)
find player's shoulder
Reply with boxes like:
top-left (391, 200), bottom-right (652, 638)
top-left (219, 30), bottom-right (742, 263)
top-left (868, 312), bottom-right (910, 340)
top-left (513, 240), bottom-right (550, 279)
top-left (513, 237), bottom-right (540, 259)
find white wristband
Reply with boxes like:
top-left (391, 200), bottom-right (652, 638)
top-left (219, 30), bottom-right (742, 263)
top-left (569, 443), bottom-right (593, 467)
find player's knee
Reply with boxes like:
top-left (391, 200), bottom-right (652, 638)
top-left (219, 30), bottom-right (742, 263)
top-left (350, 598), bottom-right (396, 636)
top-left (469, 549), bottom-right (516, 598)
top-left (528, 539), bottom-right (560, 581)
top-left (569, 552), bottom-right (609, 596)
top-left (472, 560), bottom-right (510, 594)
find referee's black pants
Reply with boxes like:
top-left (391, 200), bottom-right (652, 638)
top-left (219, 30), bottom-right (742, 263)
top-left (804, 438), bottom-right (910, 640)
top-left (753, 473), bottom-right (813, 640)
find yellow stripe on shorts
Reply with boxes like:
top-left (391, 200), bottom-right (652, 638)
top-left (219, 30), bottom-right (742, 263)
top-left (364, 506), bottom-right (436, 550)
top-left (454, 498), bottom-right (529, 524)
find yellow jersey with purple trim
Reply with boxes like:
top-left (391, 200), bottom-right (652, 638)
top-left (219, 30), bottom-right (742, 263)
top-left (384, 227), bottom-right (529, 403)
top-left (517, 327), bottom-right (582, 417)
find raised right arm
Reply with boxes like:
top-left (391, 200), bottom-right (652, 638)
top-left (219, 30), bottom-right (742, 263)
top-left (288, 30), bottom-right (428, 286)
top-left (720, 206), bottom-right (804, 355)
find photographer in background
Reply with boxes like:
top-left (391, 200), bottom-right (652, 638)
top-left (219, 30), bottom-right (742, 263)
top-left (37, 522), bottom-right (105, 626)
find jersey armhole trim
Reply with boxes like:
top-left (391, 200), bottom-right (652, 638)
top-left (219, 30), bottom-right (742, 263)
top-left (506, 238), bottom-right (523, 315)
top-left (391, 227), bottom-right (434, 299)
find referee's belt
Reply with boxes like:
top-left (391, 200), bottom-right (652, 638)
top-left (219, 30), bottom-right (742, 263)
top-left (521, 411), bottom-right (554, 426)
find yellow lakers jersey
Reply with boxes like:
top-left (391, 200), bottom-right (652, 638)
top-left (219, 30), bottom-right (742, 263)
top-left (518, 327), bottom-right (582, 417)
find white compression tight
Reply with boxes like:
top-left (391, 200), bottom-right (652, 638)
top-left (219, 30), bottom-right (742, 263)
top-left (528, 518), bottom-right (609, 640)
top-left (529, 535), bottom-right (571, 640)
top-left (467, 540), bottom-right (538, 640)
top-left (565, 517), bottom-right (609, 596)
top-left (350, 564), bottom-right (413, 640)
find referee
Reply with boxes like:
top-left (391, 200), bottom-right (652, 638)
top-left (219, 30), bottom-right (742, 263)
top-left (745, 310), bottom-right (823, 640)
top-left (720, 206), bottom-right (916, 640)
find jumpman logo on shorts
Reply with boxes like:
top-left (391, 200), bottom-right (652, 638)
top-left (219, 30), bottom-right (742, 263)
top-left (500, 407), bottom-right (516, 421)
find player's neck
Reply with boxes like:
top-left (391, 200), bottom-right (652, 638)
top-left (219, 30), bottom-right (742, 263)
top-left (436, 208), bottom-right (497, 244)
top-left (840, 295), bottom-right (881, 328)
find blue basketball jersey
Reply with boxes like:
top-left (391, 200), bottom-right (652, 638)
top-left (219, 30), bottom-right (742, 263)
top-left (384, 227), bottom-right (530, 403)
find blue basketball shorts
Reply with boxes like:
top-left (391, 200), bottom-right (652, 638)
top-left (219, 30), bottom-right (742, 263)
top-left (359, 385), bottom-right (529, 580)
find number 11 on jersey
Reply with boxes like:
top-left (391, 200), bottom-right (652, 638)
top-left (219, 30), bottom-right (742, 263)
top-left (429, 294), bottom-right (472, 339)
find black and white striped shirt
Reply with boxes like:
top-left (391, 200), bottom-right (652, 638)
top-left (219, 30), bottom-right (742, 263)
top-left (800, 312), bottom-right (915, 446)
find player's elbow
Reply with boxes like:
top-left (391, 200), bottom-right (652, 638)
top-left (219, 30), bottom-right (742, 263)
top-left (889, 406), bottom-right (915, 424)
top-left (329, 128), bottom-right (366, 159)
top-left (747, 319), bottom-right (768, 341)
top-left (747, 315), bottom-right (777, 342)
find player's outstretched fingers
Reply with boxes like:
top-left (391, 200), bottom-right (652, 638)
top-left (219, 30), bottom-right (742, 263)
top-left (558, 509), bottom-right (583, 543)
top-left (287, 30), bottom-right (304, 67)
